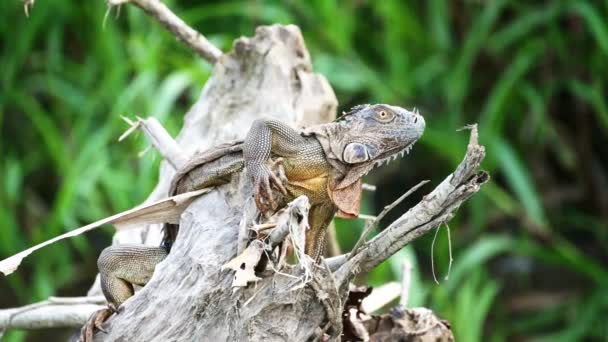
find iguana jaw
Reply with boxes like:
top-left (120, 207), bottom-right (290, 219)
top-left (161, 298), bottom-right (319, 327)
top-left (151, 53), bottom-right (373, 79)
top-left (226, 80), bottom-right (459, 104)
top-left (334, 142), bottom-right (416, 190)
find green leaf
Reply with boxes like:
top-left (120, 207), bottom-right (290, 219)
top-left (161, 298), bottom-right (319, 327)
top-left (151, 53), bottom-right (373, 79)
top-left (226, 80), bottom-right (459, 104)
top-left (569, 1), bottom-right (608, 56)
top-left (492, 137), bottom-right (547, 227)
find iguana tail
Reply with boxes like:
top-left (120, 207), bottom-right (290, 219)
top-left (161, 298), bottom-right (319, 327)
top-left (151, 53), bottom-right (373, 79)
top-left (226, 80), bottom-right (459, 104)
top-left (161, 142), bottom-right (246, 252)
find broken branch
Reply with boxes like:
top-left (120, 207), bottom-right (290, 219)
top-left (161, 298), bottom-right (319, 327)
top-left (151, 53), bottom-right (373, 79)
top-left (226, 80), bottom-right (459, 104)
top-left (0, 296), bottom-right (105, 330)
top-left (350, 180), bottom-right (429, 257)
top-left (107, 0), bottom-right (222, 63)
top-left (120, 116), bottom-right (188, 169)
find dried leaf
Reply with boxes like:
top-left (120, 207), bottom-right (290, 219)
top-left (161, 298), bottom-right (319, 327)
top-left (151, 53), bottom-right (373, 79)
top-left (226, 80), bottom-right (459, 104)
top-left (221, 240), bottom-right (265, 287)
top-left (359, 307), bottom-right (454, 342)
top-left (0, 189), bottom-right (209, 276)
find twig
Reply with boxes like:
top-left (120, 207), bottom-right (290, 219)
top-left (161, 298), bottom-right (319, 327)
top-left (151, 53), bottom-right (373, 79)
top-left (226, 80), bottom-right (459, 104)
top-left (119, 116), bottom-right (188, 170)
top-left (349, 180), bottom-right (429, 257)
top-left (356, 214), bottom-right (376, 221)
top-left (362, 183), bottom-right (376, 192)
top-left (0, 189), bottom-right (208, 275)
top-left (252, 223), bottom-right (277, 233)
top-left (107, 0), bottom-right (222, 63)
top-left (400, 260), bottom-right (412, 307)
top-left (431, 225), bottom-right (440, 284)
top-left (48, 296), bottom-right (106, 305)
top-left (445, 222), bottom-right (453, 280)
top-left (20, 0), bottom-right (223, 63)
top-left (360, 282), bottom-right (400, 313)
top-left (322, 258), bottom-right (341, 309)
top-left (267, 196), bottom-right (310, 247)
top-left (0, 296), bottom-right (106, 330)
top-left (23, 0), bottom-right (34, 17)
top-left (310, 266), bottom-right (343, 340)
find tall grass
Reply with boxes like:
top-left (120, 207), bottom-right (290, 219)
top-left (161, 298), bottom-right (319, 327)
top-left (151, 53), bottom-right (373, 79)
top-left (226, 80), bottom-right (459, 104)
top-left (1, 0), bottom-right (607, 341)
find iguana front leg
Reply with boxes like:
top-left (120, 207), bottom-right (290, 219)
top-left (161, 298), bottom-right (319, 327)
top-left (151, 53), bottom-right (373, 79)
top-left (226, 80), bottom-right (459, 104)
top-left (243, 119), bottom-right (305, 212)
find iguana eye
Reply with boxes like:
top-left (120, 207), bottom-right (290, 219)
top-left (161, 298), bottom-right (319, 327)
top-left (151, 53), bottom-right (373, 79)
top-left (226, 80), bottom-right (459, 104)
top-left (375, 109), bottom-right (394, 122)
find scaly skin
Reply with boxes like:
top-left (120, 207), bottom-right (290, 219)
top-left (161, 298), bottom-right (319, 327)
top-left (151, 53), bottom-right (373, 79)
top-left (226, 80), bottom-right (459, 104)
top-left (81, 104), bottom-right (425, 341)
top-left (243, 119), bottom-right (338, 257)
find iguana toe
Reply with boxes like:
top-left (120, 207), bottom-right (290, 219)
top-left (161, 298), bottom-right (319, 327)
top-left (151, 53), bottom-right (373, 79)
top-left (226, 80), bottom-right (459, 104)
top-left (253, 166), bottom-right (287, 212)
top-left (80, 307), bottom-right (113, 342)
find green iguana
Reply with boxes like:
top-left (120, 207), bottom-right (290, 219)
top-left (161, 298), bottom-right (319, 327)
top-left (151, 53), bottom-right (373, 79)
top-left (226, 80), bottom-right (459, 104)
top-left (81, 104), bottom-right (425, 341)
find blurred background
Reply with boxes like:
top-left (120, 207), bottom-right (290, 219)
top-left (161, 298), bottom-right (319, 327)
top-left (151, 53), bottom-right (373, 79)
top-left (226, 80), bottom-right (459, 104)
top-left (1, 0), bottom-right (608, 341)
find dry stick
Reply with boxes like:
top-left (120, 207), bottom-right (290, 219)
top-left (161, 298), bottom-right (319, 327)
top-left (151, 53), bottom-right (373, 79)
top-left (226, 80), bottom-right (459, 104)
top-left (108, 0), bottom-right (222, 63)
top-left (362, 183), bottom-right (376, 192)
top-left (349, 180), bottom-right (430, 258)
top-left (444, 222), bottom-right (453, 280)
top-left (22, 0), bottom-right (222, 63)
top-left (360, 282), bottom-right (400, 313)
top-left (48, 296), bottom-right (106, 305)
top-left (119, 116), bottom-right (188, 170)
top-left (400, 260), bottom-right (412, 307)
top-left (0, 296), bottom-right (106, 330)
top-left (23, 0), bottom-right (34, 17)
top-left (430, 224), bottom-right (441, 284)
top-left (356, 214), bottom-right (376, 221)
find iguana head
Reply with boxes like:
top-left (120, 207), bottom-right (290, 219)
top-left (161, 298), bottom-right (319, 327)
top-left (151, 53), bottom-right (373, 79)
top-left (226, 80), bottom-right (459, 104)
top-left (304, 104), bottom-right (425, 189)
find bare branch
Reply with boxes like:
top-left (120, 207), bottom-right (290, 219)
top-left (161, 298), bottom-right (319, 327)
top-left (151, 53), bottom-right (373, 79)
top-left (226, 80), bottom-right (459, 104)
top-left (119, 116), bottom-right (188, 170)
top-left (108, 0), bottom-right (222, 63)
top-left (0, 296), bottom-right (105, 330)
top-left (349, 180), bottom-right (429, 256)
top-left (21, 0), bottom-right (222, 62)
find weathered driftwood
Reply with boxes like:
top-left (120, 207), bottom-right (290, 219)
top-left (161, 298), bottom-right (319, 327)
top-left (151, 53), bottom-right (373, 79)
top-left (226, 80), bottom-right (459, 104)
top-left (96, 124), bottom-right (486, 341)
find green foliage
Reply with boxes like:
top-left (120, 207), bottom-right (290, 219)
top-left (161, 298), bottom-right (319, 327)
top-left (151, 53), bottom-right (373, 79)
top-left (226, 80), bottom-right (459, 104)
top-left (2, 0), bottom-right (608, 341)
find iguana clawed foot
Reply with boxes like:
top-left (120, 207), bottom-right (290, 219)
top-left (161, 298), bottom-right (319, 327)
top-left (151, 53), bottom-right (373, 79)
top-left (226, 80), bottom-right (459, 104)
top-left (252, 159), bottom-right (288, 212)
top-left (79, 306), bottom-right (114, 342)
